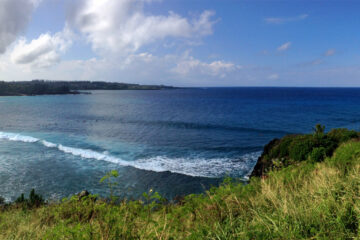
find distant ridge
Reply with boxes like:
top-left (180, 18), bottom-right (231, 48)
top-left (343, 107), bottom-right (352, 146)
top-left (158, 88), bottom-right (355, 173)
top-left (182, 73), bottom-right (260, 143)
top-left (0, 80), bottom-right (176, 96)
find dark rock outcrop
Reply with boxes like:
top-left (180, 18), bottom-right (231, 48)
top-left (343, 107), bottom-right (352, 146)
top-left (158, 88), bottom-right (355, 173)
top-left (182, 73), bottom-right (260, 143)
top-left (250, 138), bottom-right (280, 178)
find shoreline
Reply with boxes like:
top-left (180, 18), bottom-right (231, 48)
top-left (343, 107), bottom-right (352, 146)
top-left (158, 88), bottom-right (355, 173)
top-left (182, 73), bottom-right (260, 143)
top-left (1, 127), bottom-right (360, 238)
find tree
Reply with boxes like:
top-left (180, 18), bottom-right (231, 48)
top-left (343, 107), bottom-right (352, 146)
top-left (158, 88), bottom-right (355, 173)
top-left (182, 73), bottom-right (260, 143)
top-left (313, 124), bottom-right (325, 135)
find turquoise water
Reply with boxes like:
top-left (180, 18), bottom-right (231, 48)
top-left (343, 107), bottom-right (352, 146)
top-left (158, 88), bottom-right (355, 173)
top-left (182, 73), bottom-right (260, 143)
top-left (1, 88), bottom-right (360, 201)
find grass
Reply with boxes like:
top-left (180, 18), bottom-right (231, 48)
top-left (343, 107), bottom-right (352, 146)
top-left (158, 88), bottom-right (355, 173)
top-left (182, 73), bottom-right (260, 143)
top-left (1, 140), bottom-right (360, 239)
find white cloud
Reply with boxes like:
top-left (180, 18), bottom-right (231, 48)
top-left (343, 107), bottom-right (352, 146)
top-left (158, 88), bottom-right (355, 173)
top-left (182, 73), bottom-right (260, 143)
top-left (67, 0), bottom-right (216, 55)
top-left (10, 28), bottom-right (72, 68)
top-left (268, 74), bottom-right (279, 80)
top-left (265, 14), bottom-right (308, 24)
top-left (324, 49), bottom-right (336, 56)
top-left (0, 0), bottom-right (244, 85)
top-left (299, 49), bottom-right (337, 67)
top-left (277, 42), bottom-right (291, 52)
top-left (173, 53), bottom-right (240, 78)
top-left (0, 48), bottom-right (248, 86)
top-left (0, 0), bottom-right (39, 54)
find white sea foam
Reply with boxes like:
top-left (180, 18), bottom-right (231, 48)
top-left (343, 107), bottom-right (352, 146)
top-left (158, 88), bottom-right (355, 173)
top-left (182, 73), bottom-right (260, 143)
top-left (41, 140), bottom-right (57, 148)
top-left (0, 131), bottom-right (260, 178)
top-left (128, 153), bottom-right (260, 178)
top-left (0, 132), bottom-right (39, 143)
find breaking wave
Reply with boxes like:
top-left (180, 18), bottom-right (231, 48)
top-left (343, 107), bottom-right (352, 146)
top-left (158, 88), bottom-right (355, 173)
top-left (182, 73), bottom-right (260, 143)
top-left (0, 131), bottom-right (260, 178)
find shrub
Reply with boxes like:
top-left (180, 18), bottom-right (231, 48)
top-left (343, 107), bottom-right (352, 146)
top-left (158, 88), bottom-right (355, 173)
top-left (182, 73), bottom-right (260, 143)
top-left (15, 193), bottom-right (25, 204)
top-left (270, 136), bottom-right (294, 159)
top-left (252, 126), bottom-right (360, 177)
top-left (100, 170), bottom-right (119, 203)
top-left (29, 189), bottom-right (44, 207)
top-left (327, 128), bottom-right (358, 143)
top-left (267, 126), bottom-right (358, 165)
top-left (15, 189), bottom-right (44, 208)
top-left (289, 135), bottom-right (315, 162)
top-left (313, 124), bottom-right (325, 136)
top-left (310, 147), bottom-right (326, 163)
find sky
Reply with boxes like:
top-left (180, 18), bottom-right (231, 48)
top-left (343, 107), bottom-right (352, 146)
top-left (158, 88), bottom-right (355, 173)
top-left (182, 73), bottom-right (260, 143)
top-left (0, 0), bottom-right (360, 87)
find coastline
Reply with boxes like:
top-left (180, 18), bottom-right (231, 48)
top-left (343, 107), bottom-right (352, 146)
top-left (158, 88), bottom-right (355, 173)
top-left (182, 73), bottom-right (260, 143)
top-left (1, 127), bottom-right (360, 239)
top-left (0, 80), bottom-right (176, 96)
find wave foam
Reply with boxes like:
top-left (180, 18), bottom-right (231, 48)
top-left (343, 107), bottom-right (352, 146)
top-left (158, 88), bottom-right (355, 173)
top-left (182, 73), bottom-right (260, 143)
top-left (0, 132), bottom-right (39, 143)
top-left (0, 131), bottom-right (260, 178)
top-left (129, 154), bottom-right (260, 178)
top-left (41, 140), bottom-right (57, 148)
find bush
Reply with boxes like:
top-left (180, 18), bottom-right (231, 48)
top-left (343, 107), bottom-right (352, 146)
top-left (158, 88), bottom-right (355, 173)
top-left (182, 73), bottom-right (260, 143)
top-left (269, 136), bottom-right (294, 159)
top-left (327, 128), bottom-right (358, 143)
top-left (251, 126), bottom-right (360, 177)
top-left (289, 136), bottom-right (315, 162)
top-left (310, 147), bottom-right (326, 163)
top-left (29, 189), bottom-right (44, 207)
top-left (313, 124), bottom-right (325, 136)
top-left (15, 189), bottom-right (44, 208)
top-left (15, 193), bottom-right (25, 204)
top-left (269, 126), bottom-right (358, 164)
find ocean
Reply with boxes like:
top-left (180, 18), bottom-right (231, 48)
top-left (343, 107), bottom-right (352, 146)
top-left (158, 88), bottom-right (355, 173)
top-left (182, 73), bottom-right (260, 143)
top-left (1, 87), bottom-right (360, 201)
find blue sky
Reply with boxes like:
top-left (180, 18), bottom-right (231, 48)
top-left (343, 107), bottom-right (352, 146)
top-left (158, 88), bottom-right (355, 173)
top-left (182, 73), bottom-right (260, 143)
top-left (0, 0), bottom-right (360, 87)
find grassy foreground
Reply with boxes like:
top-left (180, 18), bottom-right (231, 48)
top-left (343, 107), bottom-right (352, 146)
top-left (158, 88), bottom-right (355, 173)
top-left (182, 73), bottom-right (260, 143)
top-left (1, 138), bottom-right (360, 239)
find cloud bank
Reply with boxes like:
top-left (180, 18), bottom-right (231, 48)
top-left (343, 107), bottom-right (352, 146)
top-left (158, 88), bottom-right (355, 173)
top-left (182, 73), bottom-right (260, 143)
top-left (68, 0), bottom-right (216, 55)
top-left (173, 53), bottom-right (240, 78)
top-left (10, 29), bottom-right (72, 68)
top-left (1, 0), bottom-right (351, 87)
top-left (0, 0), bottom-right (39, 53)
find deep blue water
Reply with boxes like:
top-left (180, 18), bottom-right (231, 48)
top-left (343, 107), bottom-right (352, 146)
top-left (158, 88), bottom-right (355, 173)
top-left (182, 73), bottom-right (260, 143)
top-left (1, 87), bottom-right (360, 201)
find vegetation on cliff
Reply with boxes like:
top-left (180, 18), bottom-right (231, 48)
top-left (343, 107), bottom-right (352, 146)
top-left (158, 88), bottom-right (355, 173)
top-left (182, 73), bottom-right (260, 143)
top-left (0, 81), bottom-right (76, 96)
top-left (0, 80), bottom-right (175, 96)
top-left (1, 126), bottom-right (360, 239)
top-left (250, 125), bottom-right (358, 177)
